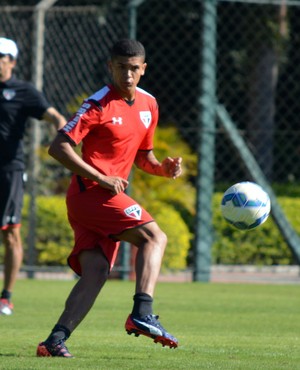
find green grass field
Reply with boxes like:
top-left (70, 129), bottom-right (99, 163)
top-left (1, 279), bottom-right (300, 370)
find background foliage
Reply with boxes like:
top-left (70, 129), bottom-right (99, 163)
top-left (1, 1), bottom-right (300, 271)
top-left (20, 191), bottom-right (296, 269)
top-left (0, 125), bottom-right (296, 270)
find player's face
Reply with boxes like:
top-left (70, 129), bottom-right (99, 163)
top-left (108, 56), bottom-right (147, 100)
top-left (0, 54), bottom-right (16, 82)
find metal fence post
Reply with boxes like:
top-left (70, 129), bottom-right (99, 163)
top-left (193, 0), bottom-right (217, 282)
top-left (27, 0), bottom-right (58, 278)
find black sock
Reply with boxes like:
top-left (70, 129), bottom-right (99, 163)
top-left (1, 289), bottom-right (11, 301)
top-left (45, 324), bottom-right (71, 345)
top-left (131, 293), bottom-right (153, 317)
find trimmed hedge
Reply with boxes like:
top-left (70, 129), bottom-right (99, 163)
top-left (17, 191), bottom-right (298, 269)
top-left (21, 195), bottom-right (73, 265)
top-left (9, 126), bottom-right (299, 269)
top-left (20, 195), bottom-right (191, 270)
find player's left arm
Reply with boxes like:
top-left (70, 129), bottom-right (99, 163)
top-left (42, 106), bottom-right (67, 130)
top-left (135, 150), bottom-right (182, 179)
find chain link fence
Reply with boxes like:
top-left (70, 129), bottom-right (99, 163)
top-left (1, 0), bottom-right (300, 278)
top-left (2, 0), bottom-right (299, 182)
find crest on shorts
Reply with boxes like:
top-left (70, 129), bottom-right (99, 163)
top-left (124, 204), bottom-right (142, 220)
top-left (3, 89), bottom-right (16, 100)
top-left (139, 111), bottom-right (151, 128)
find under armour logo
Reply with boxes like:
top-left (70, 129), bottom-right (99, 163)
top-left (112, 117), bottom-right (123, 125)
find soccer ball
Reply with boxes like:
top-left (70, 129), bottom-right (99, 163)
top-left (221, 181), bottom-right (271, 230)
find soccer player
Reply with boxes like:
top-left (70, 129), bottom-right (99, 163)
top-left (0, 37), bottom-right (66, 315)
top-left (37, 39), bottom-right (182, 357)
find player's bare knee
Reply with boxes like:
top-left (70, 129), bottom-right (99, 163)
top-left (3, 228), bottom-right (22, 250)
top-left (81, 260), bottom-right (109, 286)
top-left (137, 224), bottom-right (167, 250)
top-left (93, 265), bottom-right (109, 285)
top-left (79, 249), bottom-right (110, 278)
top-left (156, 229), bottom-right (167, 250)
top-left (144, 229), bottom-right (167, 252)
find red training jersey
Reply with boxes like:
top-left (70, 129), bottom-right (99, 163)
top-left (61, 84), bottom-right (159, 195)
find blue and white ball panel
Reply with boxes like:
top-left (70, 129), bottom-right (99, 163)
top-left (221, 182), bottom-right (271, 230)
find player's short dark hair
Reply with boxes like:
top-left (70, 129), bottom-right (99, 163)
top-left (110, 39), bottom-right (146, 61)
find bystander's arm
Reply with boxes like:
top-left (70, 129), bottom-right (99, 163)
top-left (43, 106), bottom-right (67, 130)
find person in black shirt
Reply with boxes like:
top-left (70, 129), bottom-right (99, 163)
top-left (0, 37), bottom-right (66, 315)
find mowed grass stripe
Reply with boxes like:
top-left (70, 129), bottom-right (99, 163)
top-left (0, 280), bottom-right (299, 370)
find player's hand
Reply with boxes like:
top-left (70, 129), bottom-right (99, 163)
top-left (98, 176), bottom-right (129, 195)
top-left (161, 157), bottom-right (182, 179)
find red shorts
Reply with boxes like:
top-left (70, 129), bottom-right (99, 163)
top-left (66, 186), bottom-right (153, 275)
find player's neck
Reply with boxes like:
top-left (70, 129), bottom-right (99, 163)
top-left (112, 84), bottom-right (136, 102)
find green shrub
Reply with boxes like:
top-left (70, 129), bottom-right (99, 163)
top-left (16, 123), bottom-right (300, 268)
top-left (16, 191), bottom-right (300, 268)
top-left (131, 125), bottom-right (196, 269)
top-left (21, 195), bottom-right (191, 270)
top-left (22, 195), bottom-right (73, 266)
top-left (146, 201), bottom-right (191, 270)
top-left (17, 125), bottom-right (196, 270)
top-left (132, 125), bottom-right (196, 217)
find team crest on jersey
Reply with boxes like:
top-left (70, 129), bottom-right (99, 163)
top-left (124, 204), bottom-right (142, 220)
top-left (139, 111), bottom-right (152, 128)
top-left (3, 89), bottom-right (16, 100)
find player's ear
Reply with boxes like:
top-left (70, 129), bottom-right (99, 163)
top-left (141, 62), bottom-right (147, 76)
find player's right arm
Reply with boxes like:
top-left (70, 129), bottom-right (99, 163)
top-left (48, 133), bottom-right (128, 195)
